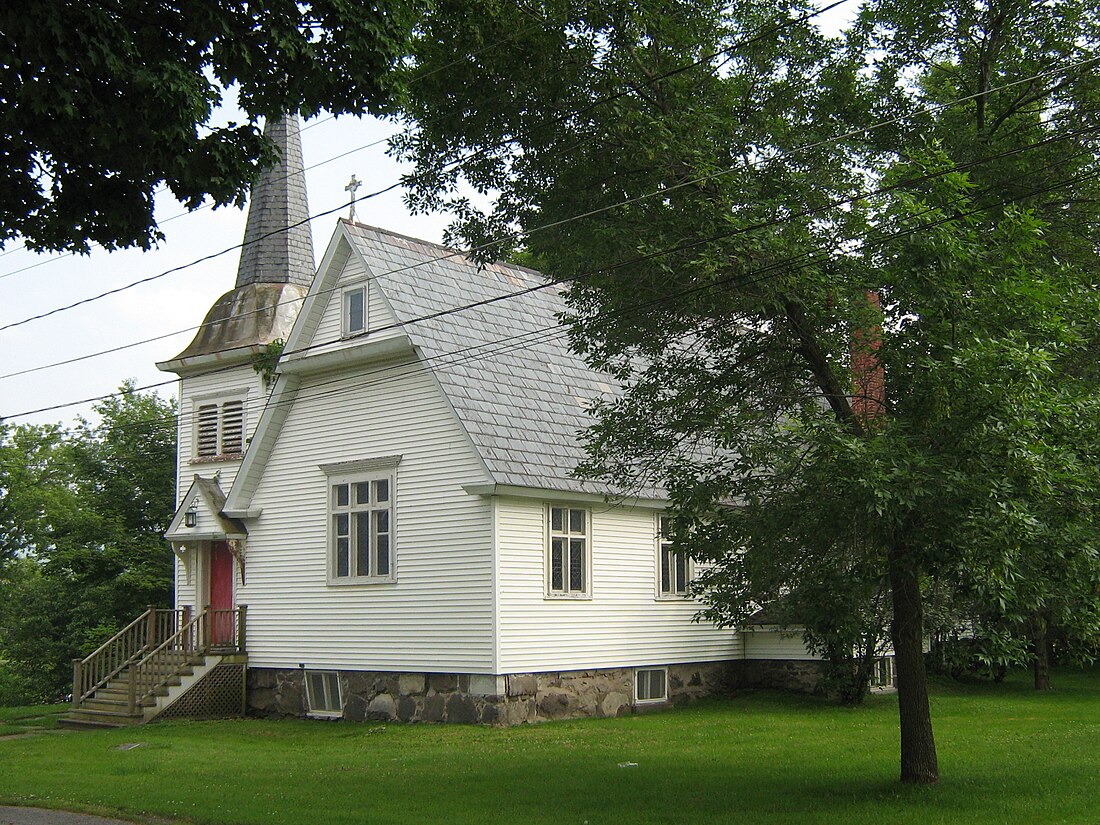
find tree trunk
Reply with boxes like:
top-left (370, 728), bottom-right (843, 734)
top-left (1032, 612), bottom-right (1052, 691)
top-left (888, 540), bottom-right (939, 784)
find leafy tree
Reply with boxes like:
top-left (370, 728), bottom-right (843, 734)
top-left (397, 0), bottom-right (1100, 784)
top-left (0, 0), bottom-right (424, 253)
top-left (0, 385), bottom-right (176, 701)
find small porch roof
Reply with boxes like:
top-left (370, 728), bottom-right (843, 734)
top-left (166, 476), bottom-right (247, 543)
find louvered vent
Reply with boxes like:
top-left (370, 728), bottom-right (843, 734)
top-left (220, 400), bottom-right (244, 454)
top-left (197, 404), bottom-right (219, 457)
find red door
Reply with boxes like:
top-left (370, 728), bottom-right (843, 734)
top-left (209, 541), bottom-right (235, 645)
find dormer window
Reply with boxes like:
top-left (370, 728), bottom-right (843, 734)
top-left (195, 397), bottom-right (246, 459)
top-left (343, 286), bottom-right (366, 336)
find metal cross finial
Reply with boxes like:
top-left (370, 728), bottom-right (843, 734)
top-left (345, 175), bottom-right (361, 221)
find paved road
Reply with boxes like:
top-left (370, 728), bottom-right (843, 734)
top-left (0, 807), bottom-right (145, 825)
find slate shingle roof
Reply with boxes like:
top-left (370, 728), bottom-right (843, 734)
top-left (161, 115), bottom-right (314, 369)
top-left (235, 115), bottom-right (314, 289)
top-left (342, 222), bottom-right (657, 498)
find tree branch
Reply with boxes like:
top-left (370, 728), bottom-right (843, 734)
top-left (782, 297), bottom-right (863, 436)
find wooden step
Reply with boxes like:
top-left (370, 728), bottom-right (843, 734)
top-left (61, 708), bottom-right (143, 728)
top-left (108, 669), bottom-right (192, 689)
top-left (59, 717), bottom-right (130, 731)
top-left (95, 687), bottom-right (130, 699)
top-left (82, 697), bottom-right (133, 712)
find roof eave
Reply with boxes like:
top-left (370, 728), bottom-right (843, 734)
top-left (461, 482), bottom-right (668, 509)
top-left (156, 344), bottom-right (264, 376)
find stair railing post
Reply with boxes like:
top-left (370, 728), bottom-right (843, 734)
top-left (127, 663), bottom-right (137, 716)
top-left (237, 605), bottom-right (248, 653)
top-left (71, 659), bottom-right (82, 709)
top-left (201, 607), bottom-right (210, 653)
top-left (182, 605), bottom-right (193, 654)
top-left (146, 604), bottom-right (157, 650)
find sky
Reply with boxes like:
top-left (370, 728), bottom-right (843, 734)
top-left (0, 114), bottom-right (454, 428)
top-left (0, 2), bottom-right (858, 431)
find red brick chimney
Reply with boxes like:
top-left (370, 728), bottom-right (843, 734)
top-left (851, 291), bottom-right (885, 422)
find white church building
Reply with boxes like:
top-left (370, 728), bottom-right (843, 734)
top-left (67, 116), bottom-right (844, 729)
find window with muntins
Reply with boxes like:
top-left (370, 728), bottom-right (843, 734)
top-left (343, 286), bottom-right (366, 336)
top-left (657, 515), bottom-right (689, 597)
top-left (305, 670), bottom-right (342, 716)
top-left (635, 668), bottom-right (668, 702)
top-left (548, 506), bottom-right (588, 596)
top-left (195, 398), bottom-right (245, 459)
top-left (330, 472), bottom-right (394, 582)
top-left (870, 656), bottom-right (895, 689)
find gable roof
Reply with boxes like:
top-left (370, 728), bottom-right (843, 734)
top-left (225, 220), bottom-right (664, 514)
top-left (342, 222), bottom-right (628, 496)
top-left (166, 476), bottom-right (247, 542)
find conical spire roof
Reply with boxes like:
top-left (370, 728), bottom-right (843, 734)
top-left (157, 114), bottom-right (315, 373)
top-left (235, 115), bottom-right (314, 288)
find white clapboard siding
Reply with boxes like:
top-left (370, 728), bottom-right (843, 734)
top-left (495, 497), bottom-right (743, 672)
top-left (177, 365), bottom-right (265, 498)
top-left (237, 356), bottom-right (496, 672)
top-left (308, 253), bottom-right (401, 355)
top-left (174, 365), bottom-right (265, 611)
top-left (743, 628), bottom-right (819, 660)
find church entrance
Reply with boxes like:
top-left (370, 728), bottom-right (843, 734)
top-left (207, 541), bottom-right (235, 646)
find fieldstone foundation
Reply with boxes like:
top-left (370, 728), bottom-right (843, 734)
top-left (247, 660), bottom-right (733, 725)
top-left (731, 658), bottom-right (830, 695)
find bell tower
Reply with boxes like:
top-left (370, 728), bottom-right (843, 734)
top-left (159, 114), bottom-right (315, 617)
top-left (158, 114), bottom-right (314, 486)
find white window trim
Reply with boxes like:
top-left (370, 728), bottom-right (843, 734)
top-left (326, 463), bottom-right (398, 585)
top-left (191, 393), bottom-right (247, 462)
top-left (545, 504), bottom-right (592, 599)
top-left (634, 667), bottom-right (669, 704)
top-left (342, 284), bottom-right (368, 337)
top-left (304, 669), bottom-right (343, 718)
top-left (655, 513), bottom-right (692, 600)
top-left (869, 656), bottom-right (896, 691)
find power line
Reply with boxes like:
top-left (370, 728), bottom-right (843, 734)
top-left (2, 101), bottom-right (1092, 383)
top-left (0, 15), bottom-right (549, 279)
top-left (0, 0), bottom-right (854, 296)
top-left (0, 128), bottom-right (404, 283)
top-left (0, 194), bottom-right (370, 334)
top-left (2, 16), bottom-right (1095, 421)
top-left (6, 154), bottom-right (1094, 426)
top-left (5, 43), bottom-right (1094, 336)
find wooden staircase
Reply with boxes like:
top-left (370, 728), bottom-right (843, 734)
top-left (62, 606), bottom-right (246, 729)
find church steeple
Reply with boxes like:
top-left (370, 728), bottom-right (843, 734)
top-left (234, 116), bottom-right (314, 289)
top-left (158, 114), bottom-right (315, 373)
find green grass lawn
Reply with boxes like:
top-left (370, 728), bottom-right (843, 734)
top-left (0, 704), bottom-right (66, 736)
top-left (2, 669), bottom-right (1098, 825)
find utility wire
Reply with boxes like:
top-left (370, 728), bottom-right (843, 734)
top-left (4, 43), bottom-right (1093, 334)
top-left (0, 12), bottom-right (549, 279)
top-left (3, 12), bottom-right (1095, 421)
top-left (2, 101), bottom-right (1093, 383)
top-left (0, 0), bottom-right (854, 294)
top-left (6, 154), bottom-right (1095, 426)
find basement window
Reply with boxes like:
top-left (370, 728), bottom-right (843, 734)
top-left (305, 670), bottom-right (342, 717)
top-left (635, 668), bottom-right (668, 703)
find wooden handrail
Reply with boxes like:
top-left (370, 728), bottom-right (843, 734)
top-left (72, 605), bottom-right (245, 712)
top-left (79, 607), bottom-right (152, 667)
top-left (131, 606), bottom-right (246, 710)
top-left (73, 607), bottom-right (184, 706)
